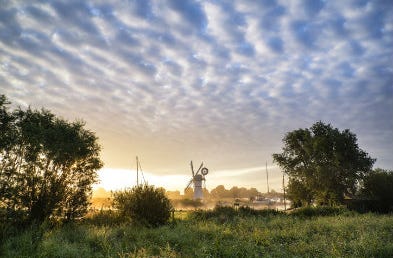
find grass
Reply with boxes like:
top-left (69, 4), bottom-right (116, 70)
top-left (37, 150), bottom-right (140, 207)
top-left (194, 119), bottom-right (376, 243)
top-left (1, 208), bottom-right (393, 257)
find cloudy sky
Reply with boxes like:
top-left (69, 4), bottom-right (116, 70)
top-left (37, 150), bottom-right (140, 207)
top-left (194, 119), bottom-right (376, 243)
top-left (1, 0), bottom-right (392, 192)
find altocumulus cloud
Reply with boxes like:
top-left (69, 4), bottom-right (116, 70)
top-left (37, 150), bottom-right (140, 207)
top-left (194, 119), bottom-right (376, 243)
top-left (1, 0), bottom-right (392, 183)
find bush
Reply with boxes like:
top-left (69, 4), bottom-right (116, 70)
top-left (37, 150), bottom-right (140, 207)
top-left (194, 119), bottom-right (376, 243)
top-left (191, 205), bottom-right (283, 222)
top-left (84, 210), bottom-right (125, 226)
top-left (290, 206), bottom-right (348, 218)
top-left (190, 205), bottom-right (237, 223)
top-left (113, 184), bottom-right (172, 227)
top-left (361, 168), bottom-right (393, 213)
top-left (179, 199), bottom-right (203, 208)
top-left (238, 206), bottom-right (283, 216)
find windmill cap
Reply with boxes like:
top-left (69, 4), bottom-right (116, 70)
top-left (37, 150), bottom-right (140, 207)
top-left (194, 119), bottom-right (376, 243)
top-left (194, 174), bottom-right (203, 180)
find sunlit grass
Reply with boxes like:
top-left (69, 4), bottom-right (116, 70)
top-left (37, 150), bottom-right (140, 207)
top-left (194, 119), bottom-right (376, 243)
top-left (1, 211), bottom-right (393, 257)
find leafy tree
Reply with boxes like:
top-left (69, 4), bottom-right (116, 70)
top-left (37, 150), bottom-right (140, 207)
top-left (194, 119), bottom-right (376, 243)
top-left (202, 188), bottom-right (211, 199)
top-left (113, 184), bottom-right (172, 227)
top-left (210, 185), bottom-right (260, 199)
top-left (210, 185), bottom-right (228, 199)
top-left (273, 121), bottom-right (375, 206)
top-left (229, 186), bottom-right (240, 199)
top-left (166, 190), bottom-right (182, 200)
top-left (286, 179), bottom-right (313, 207)
top-left (184, 187), bottom-right (194, 199)
top-left (0, 96), bottom-right (17, 208)
top-left (361, 168), bottom-right (393, 212)
top-left (247, 187), bottom-right (259, 199)
top-left (0, 95), bottom-right (103, 224)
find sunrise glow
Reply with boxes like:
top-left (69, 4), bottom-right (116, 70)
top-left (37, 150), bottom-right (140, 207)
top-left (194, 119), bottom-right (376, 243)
top-left (1, 1), bottom-right (392, 193)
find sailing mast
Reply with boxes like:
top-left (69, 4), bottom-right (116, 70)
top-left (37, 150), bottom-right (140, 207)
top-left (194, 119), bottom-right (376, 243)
top-left (135, 156), bottom-right (146, 186)
top-left (283, 173), bottom-right (286, 211)
top-left (136, 156), bottom-right (139, 186)
top-left (266, 161), bottom-right (270, 193)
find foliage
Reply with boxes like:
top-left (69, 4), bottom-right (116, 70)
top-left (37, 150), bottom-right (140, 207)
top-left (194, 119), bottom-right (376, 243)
top-left (191, 205), bottom-right (238, 221)
top-left (190, 205), bottom-right (282, 222)
top-left (84, 210), bottom-right (125, 226)
top-left (183, 187), bottom-right (194, 199)
top-left (113, 184), bottom-right (173, 227)
top-left (273, 121), bottom-right (375, 206)
top-left (286, 178), bottom-right (314, 207)
top-left (238, 206), bottom-right (282, 216)
top-left (361, 168), bottom-right (393, 213)
top-left (210, 185), bottom-right (260, 199)
top-left (0, 95), bottom-right (103, 225)
top-left (178, 198), bottom-right (203, 208)
top-left (1, 212), bottom-right (393, 257)
top-left (290, 206), bottom-right (349, 218)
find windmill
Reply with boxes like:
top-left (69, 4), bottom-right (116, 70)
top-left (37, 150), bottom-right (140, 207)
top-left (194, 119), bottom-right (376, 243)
top-left (184, 161), bottom-right (209, 200)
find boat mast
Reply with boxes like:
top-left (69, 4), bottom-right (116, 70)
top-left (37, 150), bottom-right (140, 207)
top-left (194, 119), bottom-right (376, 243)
top-left (266, 161), bottom-right (270, 193)
top-left (136, 156), bottom-right (139, 186)
top-left (283, 173), bottom-right (286, 211)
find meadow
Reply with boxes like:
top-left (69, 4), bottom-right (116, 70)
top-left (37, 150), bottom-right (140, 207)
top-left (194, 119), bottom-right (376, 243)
top-left (1, 208), bottom-right (393, 258)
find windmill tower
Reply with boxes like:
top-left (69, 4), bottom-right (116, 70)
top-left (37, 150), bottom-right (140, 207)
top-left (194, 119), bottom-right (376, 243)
top-left (184, 161), bottom-right (209, 200)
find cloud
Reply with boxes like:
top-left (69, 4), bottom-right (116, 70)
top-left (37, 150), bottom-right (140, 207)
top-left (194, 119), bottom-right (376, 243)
top-left (1, 0), bottom-right (392, 179)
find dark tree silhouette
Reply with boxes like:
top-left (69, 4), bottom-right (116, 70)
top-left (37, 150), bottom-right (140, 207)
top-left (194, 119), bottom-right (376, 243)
top-left (273, 121), bottom-right (375, 206)
top-left (361, 168), bottom-right (393, 212)
top-left (0, 95), bottom-right (103, 224)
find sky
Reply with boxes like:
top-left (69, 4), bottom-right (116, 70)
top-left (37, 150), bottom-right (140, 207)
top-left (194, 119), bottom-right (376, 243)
top-left (1, 0), bottom-right (392, 192)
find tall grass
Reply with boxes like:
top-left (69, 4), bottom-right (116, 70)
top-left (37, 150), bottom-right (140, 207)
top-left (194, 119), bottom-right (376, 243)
top-left (1, 209), bottom-right (392, 257)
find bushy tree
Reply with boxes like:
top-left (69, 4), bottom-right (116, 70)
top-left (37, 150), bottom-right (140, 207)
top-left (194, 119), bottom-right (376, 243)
top-left (113, 184), bottom-right (172, 227)
top-left (0, 95), bottom-right (103, 224)
top-left (286, 179), bottom-right (313, 207)
top-left (273, 121), bottom-right (375, 206)
top-left (210, 185), bottom-right (260, 199)
top-left (229, 186), bottom-right (240, 199)
top-left (361, 168), bottom-right (393, 212)
top-left (210, 185), bottom-right (227, 199)
top-left (184, 187), bottom-right (194, 199)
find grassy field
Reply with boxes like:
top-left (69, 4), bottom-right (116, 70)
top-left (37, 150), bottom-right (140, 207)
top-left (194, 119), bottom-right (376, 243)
top-left (1, 209), bottom-right (393, 257)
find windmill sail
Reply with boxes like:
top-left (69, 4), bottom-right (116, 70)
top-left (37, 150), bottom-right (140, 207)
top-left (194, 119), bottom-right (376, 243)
top-left (185, 178), bottom-right (193, 191)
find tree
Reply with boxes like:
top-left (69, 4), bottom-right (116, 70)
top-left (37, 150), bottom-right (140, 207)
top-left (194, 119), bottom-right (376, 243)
top-left (0, 95), bottom-right (17, 211)
top-left (184, 187), bottom-right (194, 199)
top-left (166, 190), bottom-right (181, 200)
top-left (229, 186), bottom-right (240, 199)
top-left (202, 188), bottom-right (211, 199)
top-left (113, 184), bottom-right (172, 227)
top-left (286, 179), bottom-right (313, 207)
top-left (210, 185), bottom-right (227, 199)
top-left (273, 121), bottom-right (375, 206)
top-left (361, 168), bottom-right (393, 212)
top-left (248, 187), bottom-right (259, 199)
top-left (0, 95), bottom-right (103, 224)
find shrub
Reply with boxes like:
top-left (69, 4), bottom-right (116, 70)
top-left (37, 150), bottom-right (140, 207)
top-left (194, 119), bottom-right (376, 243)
top-left (290, 206), bottom-right (347, 218)
top-left (113, 184), bottom-right (172, 227)
top-left (179, 199), bottom-right (203, 208)
top-left (84, 210), bottom-right (124, 226)
top-left (190, 205), bottom-right (234, 221)
top-left (238, 206), bottom-right (283, 216)
top-left (361, 168), bottom-right (393, 213)
top-left (191, 205), bottom-right (284, 222)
